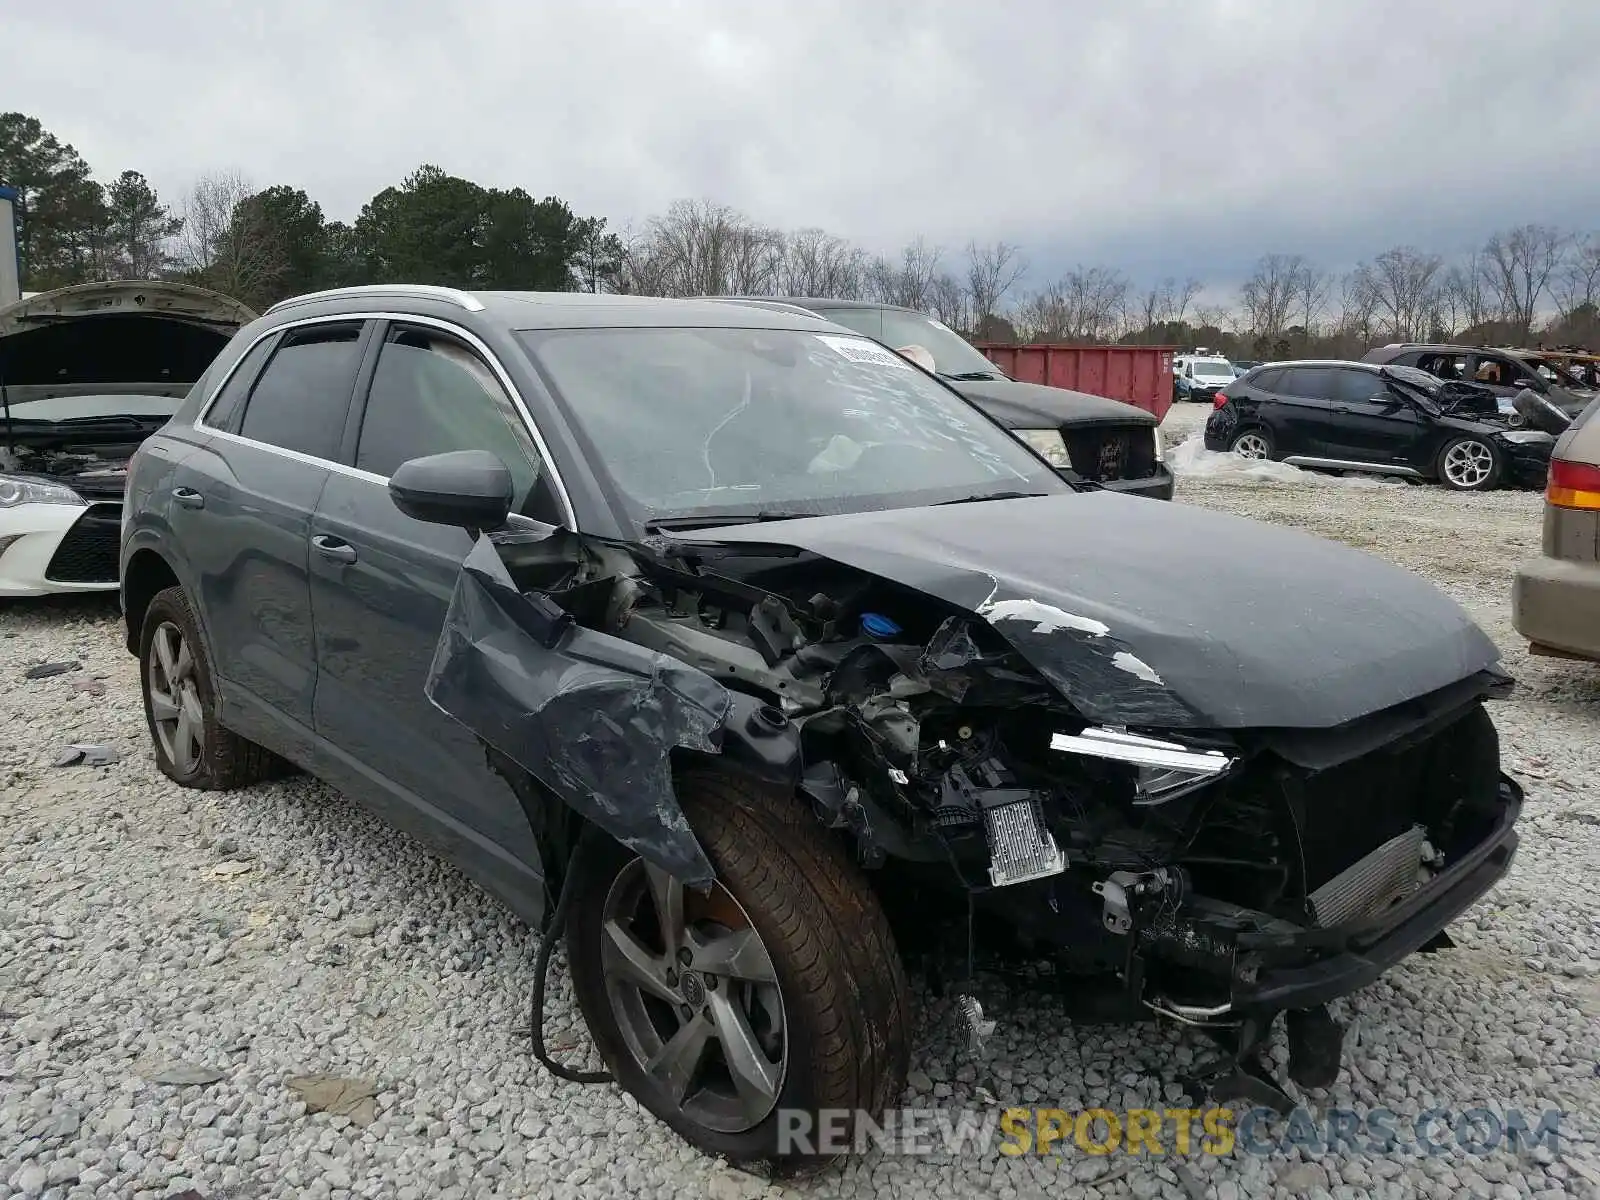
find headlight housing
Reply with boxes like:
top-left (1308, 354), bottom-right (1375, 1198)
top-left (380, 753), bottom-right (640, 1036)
top-left (0, 475), bottom-right (85, 508)
top-left (1153, 426), bottom-right (1166, 463)
top-left (1016, 428), bottom-right (1072, 469)
top-left (1496, 430), bottom-right (1554, 445)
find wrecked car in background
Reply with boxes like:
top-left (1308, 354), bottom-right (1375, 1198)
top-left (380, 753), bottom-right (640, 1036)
top-left (1206, 360), bottom-right (1555, 491)
top-left (0, 280), bottom-right (255, 595)
top-left (121, 286), bottom-right (1523, 1166)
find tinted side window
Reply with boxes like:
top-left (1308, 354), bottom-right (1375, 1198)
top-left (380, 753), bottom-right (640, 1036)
top-left (1250, 368), bottom-right (1285, 391)
top-left (355, 325), bottom-right (542, 509)
top-left (1333, 369), bottom-right (1385, 403)
top-left (1277, 368), bottom-right (1334, 398)
top-left (237, 323), bottom-right (363, 460)
top-left (203, 335), bottom-right (277, 433)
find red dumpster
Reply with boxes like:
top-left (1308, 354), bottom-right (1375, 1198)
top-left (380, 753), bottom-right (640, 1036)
top-left (976, 343), bottom-right (1176, 422)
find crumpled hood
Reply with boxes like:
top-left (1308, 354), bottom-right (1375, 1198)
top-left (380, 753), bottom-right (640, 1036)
top-left (672, 491), bottom-right (1502, 730)
top-left (951, 378), bottom-right (1156, 428)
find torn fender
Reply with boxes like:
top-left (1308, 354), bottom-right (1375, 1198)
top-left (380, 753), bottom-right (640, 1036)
top-left (425, 532), bottom-right (727, 887)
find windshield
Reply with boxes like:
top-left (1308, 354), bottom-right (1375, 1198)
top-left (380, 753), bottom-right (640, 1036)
top-left (519, 326), bottom-right (1061, 526)
top-left (818, 306), bottom-right (1004, 379)
top-left (1191, 359), bottom-right (1233, 378)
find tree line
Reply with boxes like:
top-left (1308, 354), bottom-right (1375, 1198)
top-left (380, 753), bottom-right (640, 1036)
top-left (4, 111), bottom-right (1598, 358)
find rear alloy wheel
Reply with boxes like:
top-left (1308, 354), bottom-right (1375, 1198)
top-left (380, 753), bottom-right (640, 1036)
top-left (138, 585), bottom-right (282, 789)
top-left (566, 774), bottom-right (909, 1168)
top-left (1437, 436), bottom-right (1503, 491)
top-left (1229, 428), bottom-right (1273, 459)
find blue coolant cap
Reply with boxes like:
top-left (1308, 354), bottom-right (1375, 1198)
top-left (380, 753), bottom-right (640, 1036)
top-left (860, 612), bottom-right (902, 639)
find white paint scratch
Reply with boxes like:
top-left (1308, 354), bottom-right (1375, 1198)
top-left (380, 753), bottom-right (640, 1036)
top-left (1112, 650), bottom-right (1163, 684)
top-left (978, 598), bottom-right (1110, 638)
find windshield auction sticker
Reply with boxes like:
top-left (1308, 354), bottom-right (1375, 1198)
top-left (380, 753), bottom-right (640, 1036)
top-left (816, 334), bottom-right (914, 370)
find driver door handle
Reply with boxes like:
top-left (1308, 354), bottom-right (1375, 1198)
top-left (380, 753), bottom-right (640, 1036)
top-left (311, 534), bottom-right (358, 564)
top-left (172, 487), bottom-right (205, 509)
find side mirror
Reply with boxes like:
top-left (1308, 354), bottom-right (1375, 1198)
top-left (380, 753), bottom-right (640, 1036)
top-left (389, 449), bottom-right (514, 532)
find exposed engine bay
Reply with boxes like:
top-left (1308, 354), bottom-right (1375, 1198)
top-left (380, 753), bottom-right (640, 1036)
top-left (424, 491), bottom-right (1522, 1103)
top-left (0, 443), bottom-right (132, 500)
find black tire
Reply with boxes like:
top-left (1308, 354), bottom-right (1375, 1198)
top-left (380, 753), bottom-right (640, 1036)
top-left (565, 771), bottom-right (910, 1169)
top-left (1435, 435), bottom-right (1503, 492)
top-left (138, 585), bottom-right (281, 789)
top-left (1228, 426), bottom-right (1275, 460)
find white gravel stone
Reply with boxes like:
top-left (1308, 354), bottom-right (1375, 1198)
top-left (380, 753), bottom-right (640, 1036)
top-left (3, 431), bottom-right (1599, 1195)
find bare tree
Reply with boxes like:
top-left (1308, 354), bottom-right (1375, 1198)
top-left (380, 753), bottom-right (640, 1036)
top-left (928, 272), bottom-right (968, 331)
top-left (1353, 246), bottom-right (1444, 342)
top-left (868, 237), bottom-right (944, 309)
top-left (1481, 224), bottom-right (1569, 336)
top-left (778, 228), bottom-right (868, 298)
top-left (177, 171), bottom-right (253, 277)
top-left (611, 222), bottom-right (676, 296)
top-left (1017, 267), bottom-right (1128, 342)
top-left (965, 240), bottom-right (1026, 332)
top-left (1238, 254), bottom-right (1304, 339)
top-left (1292, 261), bottom-right (1333, 333)
top-left (1554, 233), bottom-right (1600, 318)
top-left (1437, 254), bottom-right (1493, 336)
top-left (1333, 270), bottom-right (1378, 347)
top-left (627, 198), bottom-right (785, 296)
top-left (1190, 302), bottom-right (1235, 334)
top-left (1133, 277), bottom-right (1202, 334)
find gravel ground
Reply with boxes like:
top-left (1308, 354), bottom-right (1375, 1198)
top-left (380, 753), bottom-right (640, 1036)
top-left (3, 409), bottom-right (1598, 1199)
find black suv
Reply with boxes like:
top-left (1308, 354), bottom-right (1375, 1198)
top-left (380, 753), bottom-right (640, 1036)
top-left (121, 286), bottom-right (1521, 1165)
top-left (1362, 342), bottom-right (1598, 423)
top-left (725, 297), bottom-right (1173, 500)
top-left (1204, 359), bottom-right (1555, 490)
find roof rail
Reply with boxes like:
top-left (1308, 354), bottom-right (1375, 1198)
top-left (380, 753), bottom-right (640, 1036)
top-left (264, 284), bottom-right (486, 315)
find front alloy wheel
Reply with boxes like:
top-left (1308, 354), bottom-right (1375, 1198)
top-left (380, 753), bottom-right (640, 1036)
top-left (601, 860), bottom-right (788, 1132)
top-left (565, 773), bottom-right (910, 1167)
top-left (1438, 436), bottom-right (1502, 491)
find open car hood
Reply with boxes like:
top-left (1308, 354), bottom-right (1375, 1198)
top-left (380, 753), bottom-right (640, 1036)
top-left (0, 280), bottom-right (255, 335)
top-left (665, 491), bottom-right (1502, 730)
top-left (0, 280), bottom-right (254, 404)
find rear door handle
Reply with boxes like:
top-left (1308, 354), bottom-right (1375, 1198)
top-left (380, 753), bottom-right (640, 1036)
top-left (172, 487), bottom-right (205, 509)
top-left (311, 535), bottom-right (358, 564)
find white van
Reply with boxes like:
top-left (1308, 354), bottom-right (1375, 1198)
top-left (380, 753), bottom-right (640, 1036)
top-left (1174, 355), bottom-right (1237, 403)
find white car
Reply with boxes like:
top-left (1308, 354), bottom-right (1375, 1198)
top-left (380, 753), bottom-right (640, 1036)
top-left (0, 280), bottom-right (254, 597)
top-left (1174, 355), bottom-right (1238, 403)
top-left (1, 394), bottom-right (186, 596)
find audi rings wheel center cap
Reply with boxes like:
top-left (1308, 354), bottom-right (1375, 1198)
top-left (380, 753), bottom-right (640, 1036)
top-left (680, 972), bottom-right (706, 1006)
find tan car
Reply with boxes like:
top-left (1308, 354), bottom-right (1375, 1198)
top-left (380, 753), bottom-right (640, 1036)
top-left (1513, 400), bottom-right (1600, 659)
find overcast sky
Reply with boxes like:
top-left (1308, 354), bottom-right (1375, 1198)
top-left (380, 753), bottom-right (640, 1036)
top-left (6, 0), bottom-right (1599, 290)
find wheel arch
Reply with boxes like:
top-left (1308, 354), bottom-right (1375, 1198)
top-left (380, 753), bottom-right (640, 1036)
top-left (122, 548), bottom-right (180, 655)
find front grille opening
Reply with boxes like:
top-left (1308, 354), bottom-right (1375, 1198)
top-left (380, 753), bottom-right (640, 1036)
top-left (1063, 427), bottom-right (1157, 482)
top-left (1180, 703), bottom-right (1501, 923)
top-left (44, 503), bottom-right (122, 584)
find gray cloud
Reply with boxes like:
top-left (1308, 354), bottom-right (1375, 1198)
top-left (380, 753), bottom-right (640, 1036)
top-left (6, 0), bottom-right (1599, 289)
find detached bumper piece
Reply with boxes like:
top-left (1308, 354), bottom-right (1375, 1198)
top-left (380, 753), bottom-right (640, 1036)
top-left (44, 502), bottom-right (122, 584)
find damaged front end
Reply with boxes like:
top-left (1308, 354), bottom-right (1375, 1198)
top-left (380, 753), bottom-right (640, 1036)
top-left (424, 504), bottom-right (1521, 1101)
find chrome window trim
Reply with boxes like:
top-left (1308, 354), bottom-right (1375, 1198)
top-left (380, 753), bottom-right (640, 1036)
top-left (264, 284), bottom-right (485, 315)
top-left (195, 311), bottom-right (577, 528)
